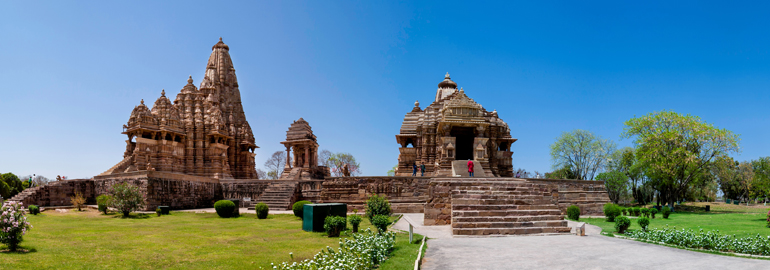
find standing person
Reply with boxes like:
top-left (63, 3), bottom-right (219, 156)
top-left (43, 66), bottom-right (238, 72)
top-left (420, 162), bottom-right (426, 177)
top-left (412, 163), bottom-right (418, 176)
top-left (467, 160), bottom-right (474, 177)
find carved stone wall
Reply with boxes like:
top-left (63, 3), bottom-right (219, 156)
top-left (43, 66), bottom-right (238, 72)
top-left (320, 177), bottom-right (432, 213)
top-left (95, 171), bottom-right (222, 210)
top-left (11, 179), bottom-right (96, 207)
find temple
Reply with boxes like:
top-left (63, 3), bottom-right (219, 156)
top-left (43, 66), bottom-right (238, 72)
top-left (395, 73), bottom-right (517, 177)
top-left (280, 118), bottom-right (330, 180)
top-left (100, 38), bottom-right (259, 179)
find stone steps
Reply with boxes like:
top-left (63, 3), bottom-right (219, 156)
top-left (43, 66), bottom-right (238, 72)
top-left (448, 180), bottom-right (570, 236)
top-left (453, 226), bottom-right (572, 236)
top-left (248, 182), bottom-right (298, 211)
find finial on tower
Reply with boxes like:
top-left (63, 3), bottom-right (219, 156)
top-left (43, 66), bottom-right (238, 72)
top-left (415, 100), bottom-right (420, 107)
top-left (219, 37), bottom-right (222, 42)
top-left (140, 99), bottom-right (144, 105)
top-left (460, 87), bottom-right (464, 94)
top-left (445, 72), bottom-right (450, 79)
top-left (187, 75), bottom-right (193, 84)
top-left (161, 89), bottom-right (165, 97)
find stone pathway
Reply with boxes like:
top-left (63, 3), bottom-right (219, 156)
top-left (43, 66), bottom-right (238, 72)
top-left (392, 214), bottom-right (770, 270)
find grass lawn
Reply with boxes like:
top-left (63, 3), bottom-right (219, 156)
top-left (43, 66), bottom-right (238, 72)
top-left (0, 209), bottom-right (423, 269)
top-left (581, 203), bottom-right (770, 238)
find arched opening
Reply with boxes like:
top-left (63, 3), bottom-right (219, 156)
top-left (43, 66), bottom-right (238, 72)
top-left (405, 138), bottom-right (414, 148)
top-left (498, 142), bottom-right (509, 151)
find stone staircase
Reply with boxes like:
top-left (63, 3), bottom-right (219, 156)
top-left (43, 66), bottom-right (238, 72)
top-left (450, 181), bottom-right (571, 236)
top-left (7, 184), bottom-right (47, 204)
top-left (451, 160), bottom-right (486, 177)
top-left (248, 181), bottom-right (298, 210)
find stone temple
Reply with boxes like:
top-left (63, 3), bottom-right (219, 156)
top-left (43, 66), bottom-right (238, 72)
top-left (100, 38), bottom-right (258, 179)
top-left (10, 39), bottom-right (611, 236)
top-left (396, 73), bottom-right (517, 177)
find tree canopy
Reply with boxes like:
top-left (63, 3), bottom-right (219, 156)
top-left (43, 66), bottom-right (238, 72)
top-left (549, 129), bottom-right (616, 180)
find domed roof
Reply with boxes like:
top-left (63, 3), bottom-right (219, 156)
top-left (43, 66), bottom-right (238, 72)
top-left (127, 99), bottom-right (157, 126)
top-left (438, 72), bottom-right (457, 89)
top-left (212, 37), bottom-right (229, 51)
top-left (150, 90), bottom-right (183, 130)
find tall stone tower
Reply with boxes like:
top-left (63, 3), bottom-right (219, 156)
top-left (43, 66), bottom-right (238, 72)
top-left (101, 38), bottom-right (259, 179)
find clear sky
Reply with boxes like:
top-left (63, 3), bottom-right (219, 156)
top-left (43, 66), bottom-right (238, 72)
top-left (1, 1), bottom-right (769, 179)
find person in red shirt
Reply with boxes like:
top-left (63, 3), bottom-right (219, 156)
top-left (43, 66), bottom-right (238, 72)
top-left (467, 160), bottom-right (474, 177)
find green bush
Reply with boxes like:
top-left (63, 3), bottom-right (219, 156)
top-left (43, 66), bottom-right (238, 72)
top-left (372, 215), bottom-right (391, 234)
top-left (566, 205), bottom-right (580, 221)
top-left (324, 215), bottom-right (347, 237)
top-left (614, 216), bottom-right (631, 233)
top-left (365, 194), bottom-right (392, 222)
top-left (650, 208), bottom-right (658, 218)
top-left (293, 200), bottom-right (311, 219)
top-left (603, 203), bottom-right (621, 222)
top-left (273, 229), bottom-right (396, 269)
top-left (620, 207), bottom-right (627, 215)
top-left (348, 214), bottom-right (363, 233)
top-left (255, 202), bottom-right (269, 219)
top-left (631, 207), bottom-right (640, 216)
top-left (96, 194), bottom-right (112, 214)
top-left (109, 182), bottom-right (145, 217)
top-left (766, 210), bottom-right (770, 228)
top-left (638, 217), bottom-right (650, 231)
top-left (641, 208), bottom-right (650, 218)
top-left (662, 206), bottom-right (672, 219)
top-left (214, 200), bottom-right (236, 218)
top-left (28, 205), bottom-right (40, 215)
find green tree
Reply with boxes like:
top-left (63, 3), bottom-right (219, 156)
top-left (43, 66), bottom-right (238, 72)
top-left (109, 182), bottom-right (145, 217)
top-left (550, 130), bottom-right (617, 180)
top-left (0, 173), bottom-right (23, 198)
top-left (622, 111), bottom-right (740, 209)
top-left (712, 156), bottom-right (741, 200)
top-left (545, 165), bottom-right (577, 179)
top-left (750, 157), bottom-right (770, 201)
top-left (609, 147), bottom-right (653, 204)
top-left (596, 171), bottom-right (628, 204)
top-left (327, 152), bottom-right (361, 177)
top-left (386, 165), bottom-right (397, 176)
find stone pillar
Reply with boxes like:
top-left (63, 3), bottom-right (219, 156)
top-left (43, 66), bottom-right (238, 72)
top-left (285, 146), bottom-right (292, 169)
top-left (304, 145), bottom-right (309, 168)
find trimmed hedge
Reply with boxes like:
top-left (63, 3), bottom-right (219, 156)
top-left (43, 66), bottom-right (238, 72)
top-left (614, 216), bottom-right (631, 233)
top-left (293, 200), bottom-right (311, 219)
top-left (28, 205), bottom-right (40, 215)
top-left (324, 215), bottom-right (347, 237)
top-left (566, 205), bottom-right (580, 221)
top-left (255, 202), bottom-right (269, 219)
top-left (638, 217), bottom-right (650, 231)
top-left (650, 208), bottom-right (658, 218)
top-left (372, 215), bottom-right (391, 234)
top-left (348, 214), bottom-right (363, 233)
top-left (662, 206), bottom-right (672, 219)
top-left (365, 194), bottom-right (391, 222)
top-left (603, 203), bottom-right (621, 222)
top-left (214, 200), bottom-right (236, 218)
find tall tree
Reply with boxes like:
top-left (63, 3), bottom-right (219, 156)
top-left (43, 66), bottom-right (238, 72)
top-left (264, 151), bottom-right (287, 180)
top-left (550, 129), bottom-right (617, 180)
top-left (622, 111), bottom-right (740, 208)
top-left (0, 173), bottom-right (22, 198)
top-left (609, 147), bottom-right (652, 204)
top-left (712, 156), bottom-right (741, 200)
top-left (750, 157), bottom-right (770, 202)
top-left (318, 152), bottom-right (361, 177)
top-left (255, 169), bottom-right (267, 180)
top-left (596, 171), bottom-right (628, 204)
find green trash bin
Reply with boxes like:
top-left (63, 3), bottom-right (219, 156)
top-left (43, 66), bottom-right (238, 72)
top-left (302, 203), bottom-right (347, 232)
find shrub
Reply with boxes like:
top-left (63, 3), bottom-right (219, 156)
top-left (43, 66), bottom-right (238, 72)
top-left (766, 210), bottom-right (770, 228)
top-left (620, 207), bottom-right (627, 215)
top-left (293, 200), bottom-right (311, 219)
top-left (603, 203), bottom-right (621, 222)
top-left (28, 205), bottom-right (40, 215)
top-left (365, 194), bottom-right (392, 222)
top-left (273, 229), bottom-right (396, 269)
top-left (155, 207), bottom-right (162, 217)
top-left (662, 206), bottom-right (672, 219)
top-left (650, 208), bottom-right (658, 219)
top-left (628, 227), bottom-right (770, 256)
top-left (255, 202), bottom-right (269, 219)
top-left (214, 200), bottom-right (236, 218)
top-left (566, 205), bottom-right (580, 221)
top-left (96, 194), bottom-right (112, 214)
top-left (324, 215), bottom-right (347, 237)
top-left (631, 207), bottom-right (639, 216)
top-left (349, 214), bottom-right (363, 233)
top-left (641, 208), bottom-right (650, 218)
top-left (614, 216), bottom-right (631, 233)
top-left (70, 192), bottom-right (86, 211)
top-left (638, 217), bottom-right (650, 231)
top-left (0, 201), bottom-right (32, 251)
top-left (372, 215), bottom-right (391, 234)
top-left (109, 182), bottom-right (145, 217)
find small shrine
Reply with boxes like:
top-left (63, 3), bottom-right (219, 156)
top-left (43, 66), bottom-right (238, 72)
top-left (280, 118), bottom-right (330, 180)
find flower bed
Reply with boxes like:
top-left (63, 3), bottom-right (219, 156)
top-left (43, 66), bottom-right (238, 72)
top-left (273, 229), bottom-right (396, 270)
top-left (627, 227), bottom-right (770, 256)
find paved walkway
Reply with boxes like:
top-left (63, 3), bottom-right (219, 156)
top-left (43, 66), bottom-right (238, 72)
top-left (393, 214), bottom-right (770, 270)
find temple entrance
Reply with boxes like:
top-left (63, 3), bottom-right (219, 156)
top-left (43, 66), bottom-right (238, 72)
top-left (450, 126), bottom-right (475, 160)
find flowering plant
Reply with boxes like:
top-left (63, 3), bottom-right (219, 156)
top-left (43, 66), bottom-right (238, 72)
top-left (0, 201), bottom-right (32, 251)
top-left (273, 229), bottom-right (396, 270)
top-left (627, 226), bottom-right (770, 256)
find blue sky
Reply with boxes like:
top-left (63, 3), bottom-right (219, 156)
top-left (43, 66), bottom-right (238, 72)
top-left (1, 1), bottom-right (769, 179)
